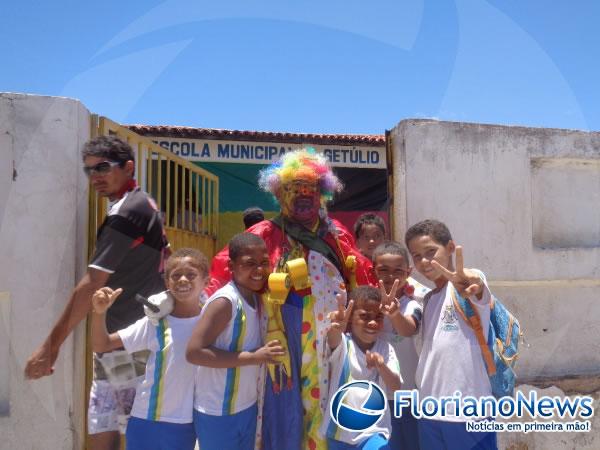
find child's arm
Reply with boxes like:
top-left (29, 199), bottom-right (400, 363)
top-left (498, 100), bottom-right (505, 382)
top-left (186, 297), bottom-right (285, 368)
top-left (366, 350), bottom-right (402, 392)
top-left (327, 294), bottom-right (354, 350)
top-left (91, 288), bottom-right (124, 353)
top-left (384, 303), bottom-right (419, 337)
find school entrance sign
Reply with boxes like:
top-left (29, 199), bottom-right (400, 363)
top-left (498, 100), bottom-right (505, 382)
top-left (149, 137), bottom-right (386, 169)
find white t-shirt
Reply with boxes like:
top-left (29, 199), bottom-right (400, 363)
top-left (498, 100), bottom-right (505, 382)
top-left (118, 313), bottom-right (200, 423)
top-left (193, 281), bottom-right (262, 416)
top-left (416, 278), bottom-right (492, 422)
top-left (320, 334), bottom-right (401, 445)
top-left (381, 293), bottom-right (425, 391)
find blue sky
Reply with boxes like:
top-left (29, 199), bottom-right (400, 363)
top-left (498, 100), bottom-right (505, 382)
top-left (2, 0), bottom-right (599, 134)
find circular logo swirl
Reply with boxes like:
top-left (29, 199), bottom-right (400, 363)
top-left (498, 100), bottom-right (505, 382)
top-left (330, 380), bottom-right (387, 432)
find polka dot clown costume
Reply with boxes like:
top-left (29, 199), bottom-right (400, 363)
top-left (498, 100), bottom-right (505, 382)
top-left (205, 149), bottom-right (373, 450)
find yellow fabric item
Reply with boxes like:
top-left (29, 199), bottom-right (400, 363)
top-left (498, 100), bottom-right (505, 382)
top-left (264, 301), bottom-right (292, 391)
top-left (345, 255), bottom-right (357, 290)
top-left (301, 294), bottom-right (327, 450)
top-left (267, 273), bottom-right (291, 305)
top-left (286, 258), bottom-right (311, 290)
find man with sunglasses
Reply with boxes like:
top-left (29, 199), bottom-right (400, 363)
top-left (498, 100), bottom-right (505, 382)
top-left (25, 135), bottom-right (169, 450)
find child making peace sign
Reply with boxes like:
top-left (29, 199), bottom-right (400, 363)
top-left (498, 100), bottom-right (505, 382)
top-left (321, 286), bottom-right (402, 450)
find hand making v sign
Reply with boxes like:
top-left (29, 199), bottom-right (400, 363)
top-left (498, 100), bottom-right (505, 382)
top-left (431, 246), bottom-right (484, 299)
top-left (378, 279), bottom-right (400, 317)
top-left (329, 293), bottom-right (354, 333)
top-left (327, 293), bottom-right (354, 350)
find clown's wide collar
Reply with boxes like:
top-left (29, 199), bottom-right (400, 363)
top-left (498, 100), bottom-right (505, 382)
top-left (270, 214), bottom-right (345, 278)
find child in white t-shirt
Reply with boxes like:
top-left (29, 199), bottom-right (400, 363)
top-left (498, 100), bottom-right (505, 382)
top-left (406, 219), bottom-right (497, 450)
top-left (90, 248), bottom-right (209, 450)
top-left (372, 241), bottom-right (429, 450)
top-left (186, 233), bottom-right (285, 450)
top-left (321, 285), bottom-right (402, 450)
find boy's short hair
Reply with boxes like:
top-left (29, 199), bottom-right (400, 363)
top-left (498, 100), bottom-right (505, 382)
top-left (348, 285), bottom-right (381, 305)
top-left (229, 232), bottom-right (267, 260)
top-left (166, 247), bottom-right (209, 277)
top-left (405, 219), bottom-right (453, 247)
top-left (353, 213), bottom-right (386, 239)
top-left (371, 241), bottom-right (409, 265)
top-left (243, 207), bottom-right (265, 229)
top-left (82, 135), bottom-right (135, 166)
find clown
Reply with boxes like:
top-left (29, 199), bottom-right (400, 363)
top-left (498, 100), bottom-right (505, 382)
top-left (205, 149), bottom-right (373, 450)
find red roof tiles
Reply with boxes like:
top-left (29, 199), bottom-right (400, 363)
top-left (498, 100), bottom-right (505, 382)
top-left (126, 124), bottom-right (385, 146)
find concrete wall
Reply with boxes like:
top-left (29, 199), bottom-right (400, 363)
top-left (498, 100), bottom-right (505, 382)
top-left (390, 119), bottom-right (600, 448)
top-left (0, 93), bottom-right (90, 449)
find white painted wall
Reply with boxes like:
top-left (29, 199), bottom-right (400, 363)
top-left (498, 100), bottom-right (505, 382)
top-left (0, 93), bottom-right (90, 449)
top-left (390, 119), bottom-right (600, 379)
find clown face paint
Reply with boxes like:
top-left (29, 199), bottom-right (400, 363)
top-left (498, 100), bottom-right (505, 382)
top-left (278, 180), bottom-right (321, 227)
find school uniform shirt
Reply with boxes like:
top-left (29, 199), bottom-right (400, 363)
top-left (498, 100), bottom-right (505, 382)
top-left (321, 334), bottom-right (402, 445)
top-left (381, 292), bottom-right (426, 391)
top-left (415, 278), bottom-right (492, 422)
top-left (117, 313), bottom-right (201, 423)
top-left (193, 281), bottom-right (262, 416)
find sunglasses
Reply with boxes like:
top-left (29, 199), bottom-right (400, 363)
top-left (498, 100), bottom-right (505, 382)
top-left (83, 160), bottom-right (122, 177)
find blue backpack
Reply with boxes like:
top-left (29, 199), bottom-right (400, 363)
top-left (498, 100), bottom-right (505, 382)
top-left (449, 286), bottom-right (521, 398)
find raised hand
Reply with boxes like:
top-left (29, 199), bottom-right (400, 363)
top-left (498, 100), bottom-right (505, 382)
top-left (380, 299), bottom-right (399, 317)
top-left (367, 349), bottom-right (402, 391)
top-left (365, 350), bottom-right (385, 370)
top-left (92, 287), bottom-right (123, 314)
top-left (378, 279), bottom-right (400, 307)
top-left (430, 246), bottom-right (483, 298)
top-left (254, 339), bottom-right (286, 364)
top-left (328, 293), bottom-right (354, 333)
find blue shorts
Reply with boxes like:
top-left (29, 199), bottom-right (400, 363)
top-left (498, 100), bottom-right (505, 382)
top-left (389, 400), bottom-right (420, 450)
top-left (327, 433), bottom-right (389, 450)
top-left (125, 416), bottom-right (196, 450)
top-left (194, 403), bottom-right (257, 450)
top-left (418, 418), bottom-right (497, 450)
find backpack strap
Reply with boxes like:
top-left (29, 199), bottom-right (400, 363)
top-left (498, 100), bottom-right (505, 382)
top-left (450, 287), bottom-right (496, 376)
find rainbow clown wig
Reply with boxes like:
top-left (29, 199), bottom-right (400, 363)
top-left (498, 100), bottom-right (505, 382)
top-left (258, 148), bottom-right (343, 204)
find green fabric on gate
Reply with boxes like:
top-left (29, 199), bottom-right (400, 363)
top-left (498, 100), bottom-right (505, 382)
top-left (194, 162), bottom-right (275, 212)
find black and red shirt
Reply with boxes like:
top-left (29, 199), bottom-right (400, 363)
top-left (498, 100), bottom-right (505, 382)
top-left (89, 187), bottom-right (168, 333)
